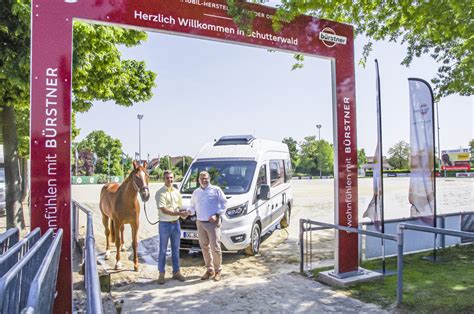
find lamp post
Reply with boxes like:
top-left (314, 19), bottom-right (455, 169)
top-left (137, 114), bottom-right (144, 162)
top-left (316, 124), bottom-right (322, 179)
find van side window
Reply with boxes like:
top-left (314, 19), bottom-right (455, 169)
top-left (253, 164), bottom-right (267, 204)
top-left (257, 165), bottom-right (267, 186)
top-left (270, 160), bottom-right (284, 187)
top-left (284, 159), bottom-right (292, 182)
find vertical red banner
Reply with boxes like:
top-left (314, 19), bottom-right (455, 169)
top-left (30, 2), bottom-right (73, 312)
top-left (333, 38), bottom-right (359, 274)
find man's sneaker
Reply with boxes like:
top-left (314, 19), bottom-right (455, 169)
top-left (158, 272), bottom-right (165, 284)
top-left (201, 270), bottom-right (215, 280)
top-left (214, 271), bottom-right (222, 282)
top-left (173, 271), bottom-right (186, 282)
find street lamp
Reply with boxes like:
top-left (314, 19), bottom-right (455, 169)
top-left (137, 114), bottom-right (144, 162)
top-left (316, 124), bottom-right (322, 179)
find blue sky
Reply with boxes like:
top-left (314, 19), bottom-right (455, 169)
top-left (75, 15), bottom-right (473, 159)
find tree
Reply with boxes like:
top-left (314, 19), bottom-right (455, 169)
top-left (175, 156), bottom-right (193, 177)
top-left (1, 1), bottom-right (156, 228)
top-left (388, 141), bottom-right (410, 169)
top-left (77, 131), bottom-right (124, 176)
top-left (299, 136), bottom-right (333, 176)
top-left (282, 137), bottom-right (298, 168)
top-left (159, 155), bottom-right (173, 172)
top-left (268, 1), bottom-right (472, 99)
top-left (358, 148), bottom-right (368, 168)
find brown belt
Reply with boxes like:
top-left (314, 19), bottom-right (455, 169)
top-left (160, 220), bottom-right (179, 224)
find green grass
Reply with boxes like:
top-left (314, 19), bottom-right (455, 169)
top-left (312, 244), bottom-right (474, 312)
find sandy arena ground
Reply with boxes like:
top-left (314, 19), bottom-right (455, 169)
top-left (67, 177), bottom-right (473, 312)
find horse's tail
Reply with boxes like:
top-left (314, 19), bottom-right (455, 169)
top-left (110, 219), bottom-right (116, 243)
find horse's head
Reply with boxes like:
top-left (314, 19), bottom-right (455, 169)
top-left (132, 160), bottom-right (150, 202)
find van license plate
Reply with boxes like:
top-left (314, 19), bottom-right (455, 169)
top-left (183, 231), bottom-right (198, 239)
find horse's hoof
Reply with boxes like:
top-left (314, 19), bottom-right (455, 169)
top-left (134, 265), bottom-right (139, 272)
top-left (105, 250), bottom-right (111, 260)
top-left (115, 261), bottom-right (123, 270)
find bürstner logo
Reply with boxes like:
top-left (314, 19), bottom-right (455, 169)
top-left (419, 103), bottom-right (429, 115)
top-left (319, 27), bottom-right (347, 48)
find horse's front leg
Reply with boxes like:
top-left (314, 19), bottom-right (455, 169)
top-left (115, 222), bottom-right (123, 270)
top-left (102, 214), bottom-right (111, 260)
top-left (131, 221), bottom-right (139, 271)
top-left (120, 225), bottom-right (125, 252)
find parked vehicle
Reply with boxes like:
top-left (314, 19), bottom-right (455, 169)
top-left (179, 135), bottom-right (293, 255)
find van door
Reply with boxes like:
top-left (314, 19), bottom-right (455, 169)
top-left (269, 159), bottom-right (285, 224)
top-left (253, 163), bottom-right (272, 230)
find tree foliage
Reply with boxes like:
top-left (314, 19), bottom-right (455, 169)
top-left (1, 0), bottom-right (156, 228)
top-left (358, 148), bottom-right (368, 168)
top-left (175, 156), bottom-right (193, 177)
top-left (282, 137), bottom-right (298, 167)
top-left (77, 131), bottom-right (124, 176)
top-left (298, 136), bottom-right (334, 175)
top-left (388, 140), bottom-right (410, 169)
top-left (263, 0), bottom-right (472, 99)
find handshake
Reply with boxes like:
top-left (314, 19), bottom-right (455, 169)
top-left (178, 209), bottom-right (192, 219)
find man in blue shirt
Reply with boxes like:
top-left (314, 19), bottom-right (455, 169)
top-left (187, 171), bottom-right (227, 281)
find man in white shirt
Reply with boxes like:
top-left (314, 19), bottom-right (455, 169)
top-left (155, 170), bottom-right (188, 284)
top-left (187, 171), bottom-right (227, 281)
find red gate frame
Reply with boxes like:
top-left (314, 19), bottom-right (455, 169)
top-left (30, 1), bottom-right (358, 312)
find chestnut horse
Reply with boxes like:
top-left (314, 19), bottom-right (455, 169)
top-left (99, 160), bottom-right (150, 271)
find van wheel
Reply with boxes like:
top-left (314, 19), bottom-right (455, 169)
top-left (245, 223), bottom-right (261, 256)
top-left (280, 205), bottom-right (290, 229)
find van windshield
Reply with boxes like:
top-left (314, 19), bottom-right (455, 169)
top-left (180, 160), bottom-right (257, 195)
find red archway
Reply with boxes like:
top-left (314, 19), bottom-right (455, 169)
top-left (30, 1), bottom-right (358, 311)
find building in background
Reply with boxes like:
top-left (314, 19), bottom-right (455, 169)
top-left (361, 156), bottom-right (393, 172)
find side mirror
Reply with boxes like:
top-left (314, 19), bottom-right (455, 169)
top-left (258, 184), bottom-right (270, 200)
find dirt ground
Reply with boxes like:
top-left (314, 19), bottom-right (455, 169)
top-left (69, 177), bottom-right (472, 312)
top-left (1, 177), bottom-right (472, 312)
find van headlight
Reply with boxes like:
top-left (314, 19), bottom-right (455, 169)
top-left (226, 202), bottom-right (248, 218)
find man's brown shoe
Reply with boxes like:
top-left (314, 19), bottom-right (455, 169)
top-left (201, 270), bottom-right (215, 280)
top-left (214, 271), bottom-right (222, 282)
top-left (173, 271), bottom-right (186, 282)
top-left (158, 272), bottom-right (165, 285)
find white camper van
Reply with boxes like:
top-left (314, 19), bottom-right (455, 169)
top-left (179, 135), bottom-right (293, 255)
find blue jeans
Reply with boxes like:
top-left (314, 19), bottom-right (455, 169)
top-left (158, 221), bottom-right (181, 273)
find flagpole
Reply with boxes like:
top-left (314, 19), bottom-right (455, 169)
top-left (431, 87), bottom-right (438, 260)
top-left (375, 59), bottom-right (386, 274)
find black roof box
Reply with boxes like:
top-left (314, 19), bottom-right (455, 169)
top-left (214, 135), bottom-right (256, 146)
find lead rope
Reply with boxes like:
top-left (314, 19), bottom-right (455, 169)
top-left (143, 201), bottom-right (159, 225)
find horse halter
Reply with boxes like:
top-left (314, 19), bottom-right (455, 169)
top-left (132, 167), bottom-right (150, 200)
